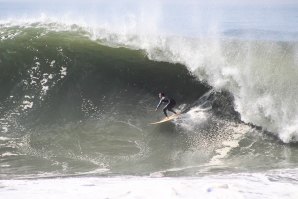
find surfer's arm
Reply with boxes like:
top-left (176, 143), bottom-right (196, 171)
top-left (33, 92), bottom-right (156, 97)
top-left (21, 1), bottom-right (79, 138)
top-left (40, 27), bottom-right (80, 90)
top-left (155, 97), bottom-right (165, 110)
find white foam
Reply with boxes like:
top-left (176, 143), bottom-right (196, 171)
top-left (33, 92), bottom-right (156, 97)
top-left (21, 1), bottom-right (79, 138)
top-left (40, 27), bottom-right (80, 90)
top-left (1, 127), bottom-right (8, 133)
top-left (21, 101), bottom-right (33, 110)
top-left (210, 124), bottom-right (251, 164)
top-left (177, 107), bottom-right (209, 132)
top-left (0, 136), bottom-right (10, 141)
top-left (1, 152), bottom-right (18, 157)
top-left (50, 60), bottom-right (56, 67)
top-left (60, 66), bottom-right (67, 78)
top-left (0, 172), bottom-right (298, 199)
top-left (42, 86), bottom-right (49, 94)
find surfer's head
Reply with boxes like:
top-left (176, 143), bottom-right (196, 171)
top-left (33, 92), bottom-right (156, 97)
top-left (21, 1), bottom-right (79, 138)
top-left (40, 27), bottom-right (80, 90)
top-left (159, 92), bottom-right (165, 98)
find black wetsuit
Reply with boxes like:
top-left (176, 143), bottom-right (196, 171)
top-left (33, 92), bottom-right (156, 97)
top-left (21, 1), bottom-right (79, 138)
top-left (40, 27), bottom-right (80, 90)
top-left (156, 96), bottom-right (177, 117)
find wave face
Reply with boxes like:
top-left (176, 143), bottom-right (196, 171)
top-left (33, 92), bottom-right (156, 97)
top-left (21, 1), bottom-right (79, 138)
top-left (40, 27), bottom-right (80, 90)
top-left (1, 2), bottom-right (298, 179)
top-left (0, 25), bottom-right (212, 177)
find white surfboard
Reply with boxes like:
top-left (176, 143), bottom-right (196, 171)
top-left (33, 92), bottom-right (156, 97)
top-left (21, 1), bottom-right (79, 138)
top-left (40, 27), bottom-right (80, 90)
top-left (149, 113), bottom-right (180, 125)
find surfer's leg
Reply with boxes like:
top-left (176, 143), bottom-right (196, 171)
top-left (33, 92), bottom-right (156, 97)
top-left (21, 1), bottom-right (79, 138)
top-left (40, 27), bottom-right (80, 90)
top-left (167, 102), bottom-right (177, 114)
top-left (168, 108), bottom-right (177, 114)
top-left (163, 107), bottom-right (168, 117)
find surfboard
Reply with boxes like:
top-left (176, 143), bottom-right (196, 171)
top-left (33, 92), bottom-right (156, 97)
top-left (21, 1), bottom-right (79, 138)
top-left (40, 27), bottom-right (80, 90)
top-left (149, 113), bottom-right (180, 125)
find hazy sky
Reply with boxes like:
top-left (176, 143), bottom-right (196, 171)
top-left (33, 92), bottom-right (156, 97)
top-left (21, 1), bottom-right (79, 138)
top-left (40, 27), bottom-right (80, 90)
top-left (0, 0), bottom-right (297, 37)
top-left (0, 0), bottom-right (297, 4)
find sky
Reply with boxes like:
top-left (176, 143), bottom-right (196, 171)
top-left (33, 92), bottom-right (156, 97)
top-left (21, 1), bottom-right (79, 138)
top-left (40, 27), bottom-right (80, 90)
top-left (0, 0), bottom-right (297, 4)
top-left (0, 0), bottom-right (297, 39)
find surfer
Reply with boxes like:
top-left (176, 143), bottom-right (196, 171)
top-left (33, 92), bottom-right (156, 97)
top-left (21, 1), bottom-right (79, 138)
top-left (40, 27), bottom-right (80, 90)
top-left (155, 92), bottom-right (177, 117)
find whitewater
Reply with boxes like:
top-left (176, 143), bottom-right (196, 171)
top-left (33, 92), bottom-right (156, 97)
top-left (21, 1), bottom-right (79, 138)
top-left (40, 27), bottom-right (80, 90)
top-left (0, 1), bottom-right (298, 198)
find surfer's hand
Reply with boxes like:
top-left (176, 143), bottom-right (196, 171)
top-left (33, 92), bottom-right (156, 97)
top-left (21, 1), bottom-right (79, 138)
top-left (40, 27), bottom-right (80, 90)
top-left (155, 108), bottom-right (157, 111)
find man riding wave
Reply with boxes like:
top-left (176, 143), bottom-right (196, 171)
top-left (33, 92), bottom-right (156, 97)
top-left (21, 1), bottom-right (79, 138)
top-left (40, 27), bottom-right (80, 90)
top-left (155, 92), bottom-right (177, 118)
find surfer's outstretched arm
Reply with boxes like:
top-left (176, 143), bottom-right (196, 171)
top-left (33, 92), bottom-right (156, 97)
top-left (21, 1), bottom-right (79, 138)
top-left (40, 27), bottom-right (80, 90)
top-left (155, 97), bottom-right (165, 110)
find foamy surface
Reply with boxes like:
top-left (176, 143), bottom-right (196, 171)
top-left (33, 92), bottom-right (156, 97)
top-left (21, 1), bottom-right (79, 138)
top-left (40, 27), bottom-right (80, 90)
top-left (1, 172), bottom-right (298, 199)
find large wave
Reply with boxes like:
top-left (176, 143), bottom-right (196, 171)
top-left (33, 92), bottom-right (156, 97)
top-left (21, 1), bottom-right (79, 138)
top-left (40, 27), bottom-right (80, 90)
top-left (0, 12), bottom-right (298, 177)
top-left (0, 24), bottom-right (214, 177)
top-left (79, 22), bottom-right (298, 143)
top-left (3, 18), bottom-right (295, 143)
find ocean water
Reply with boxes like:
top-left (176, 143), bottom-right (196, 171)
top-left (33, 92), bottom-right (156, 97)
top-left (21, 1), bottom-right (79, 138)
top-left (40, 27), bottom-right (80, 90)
top-left (0, 1), bottom-right (298, 198)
